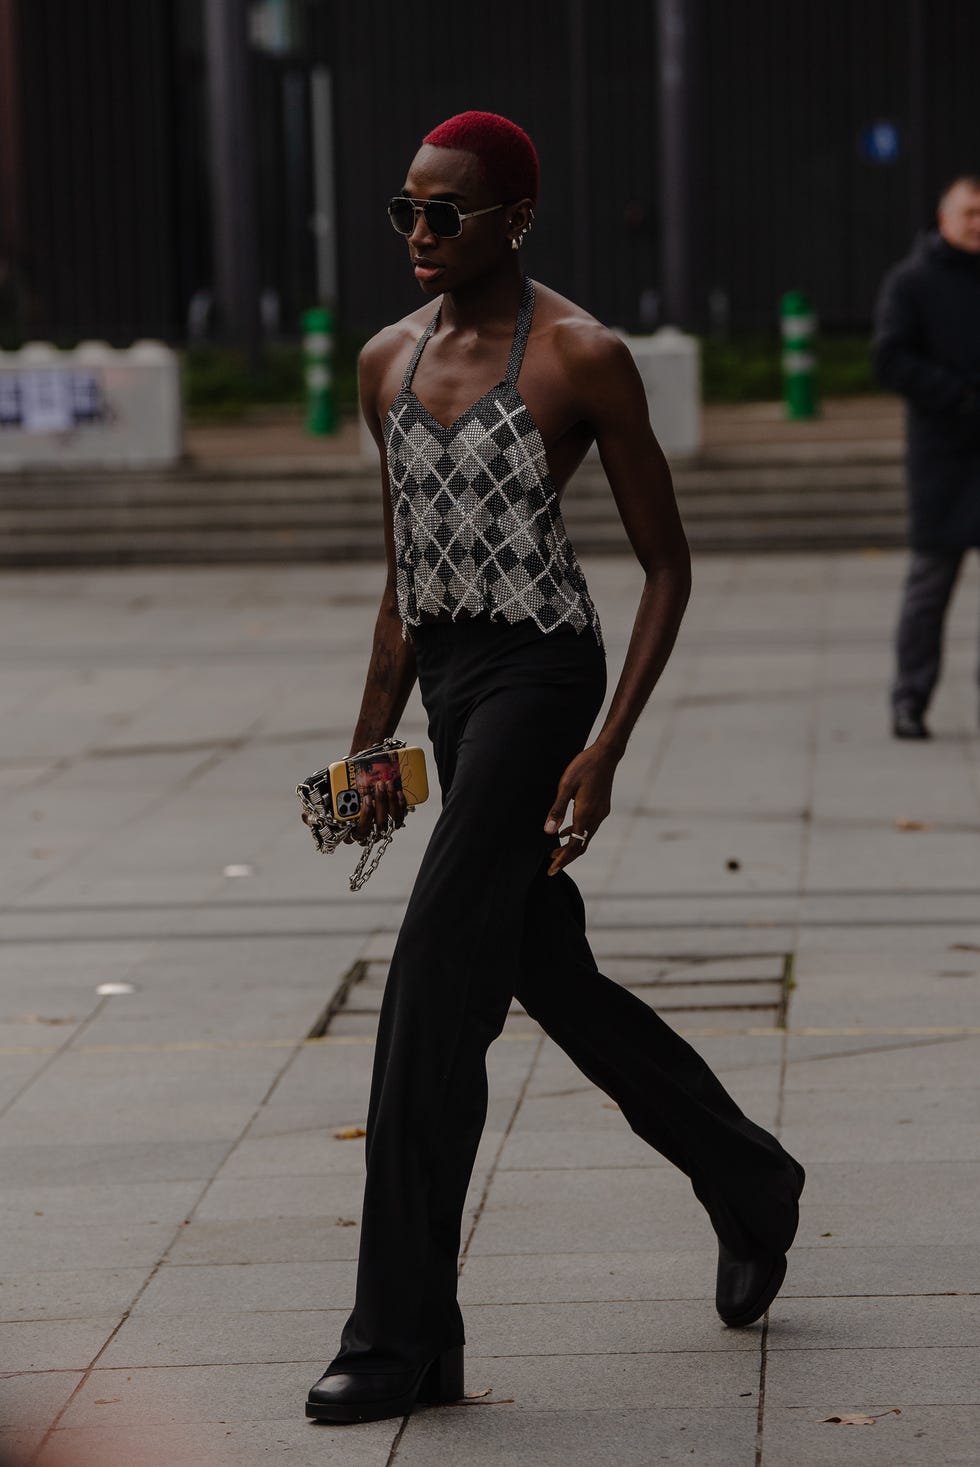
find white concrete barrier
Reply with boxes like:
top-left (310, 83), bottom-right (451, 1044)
top-left (0, 341), bottom-right (182, 470)
top-left (618, 327), bottom-right (702, 459)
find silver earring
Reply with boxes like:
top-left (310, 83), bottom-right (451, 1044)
top-left (511, 237), bottom-right (520, 251)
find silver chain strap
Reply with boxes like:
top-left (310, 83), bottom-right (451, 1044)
top-left (348, 815), bottom-right (396, 891)
top-left (296, 738), bottom-right (407, 891)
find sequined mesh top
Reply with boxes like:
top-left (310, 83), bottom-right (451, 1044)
top-left (385, 278), bottom-right (603, 646)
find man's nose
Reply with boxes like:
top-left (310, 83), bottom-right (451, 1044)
top-left (408, 206), bottom-right (437, 248)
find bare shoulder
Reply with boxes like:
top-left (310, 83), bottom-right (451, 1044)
top-left (530, 281), bottom-right (634, 377)
top-left (358, 299), bottom-right (437, 378)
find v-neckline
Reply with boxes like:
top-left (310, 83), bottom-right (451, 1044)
top-left (394, 277), bottom-right (535, 438)
top-left (400, 379), bottom-right (513, 438)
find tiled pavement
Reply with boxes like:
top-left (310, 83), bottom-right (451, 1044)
top-left (0, 550), bottom-right (978, 1466)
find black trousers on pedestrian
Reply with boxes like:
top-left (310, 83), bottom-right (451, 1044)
top-left (893, 548), bottom-right (976, 713)
top-left (329, 617), bottom-right (802, 1376)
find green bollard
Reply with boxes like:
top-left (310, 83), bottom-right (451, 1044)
top-left (780, 289), bottom-right (818, 420)
top-left (303, 306), bottom-right (336, 435)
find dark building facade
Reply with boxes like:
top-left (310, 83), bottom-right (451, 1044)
top-left (2, 0), bottom-right (979, 347)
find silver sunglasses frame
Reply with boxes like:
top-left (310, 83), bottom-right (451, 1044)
top-left (387, 196), bottom-right (504, 238)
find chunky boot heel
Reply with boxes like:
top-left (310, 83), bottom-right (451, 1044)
top-left (305, 1346), bottom-right (464, 1424)
top-left (418, 1345), bottom-right (464, 1404)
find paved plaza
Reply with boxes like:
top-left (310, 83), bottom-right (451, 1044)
top-left (0, 550), bottom-right (978, 1466)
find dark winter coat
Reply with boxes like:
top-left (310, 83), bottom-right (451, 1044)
top-left (872, 231), bottom-right (980, 551)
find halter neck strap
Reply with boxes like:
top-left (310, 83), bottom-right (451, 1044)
top-left (400, 310), bottom-right (440, 391)
top-left (503, 276), bottom-right (535, 386)
top-left (400, 276), bottom-right (536, 393)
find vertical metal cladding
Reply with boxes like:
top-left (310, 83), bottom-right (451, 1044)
top-left (11, 0), bottom-right (980, 344)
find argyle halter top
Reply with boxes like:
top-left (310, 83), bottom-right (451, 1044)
top-left (385, 277), bottom-right (603, 646)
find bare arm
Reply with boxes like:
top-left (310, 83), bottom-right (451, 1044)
top-left (544, 332), bottom-right (691, 874)
top-left (332, 340), bottom-right (419, 844)
top-left (348, 337), bottom-right (419, 754)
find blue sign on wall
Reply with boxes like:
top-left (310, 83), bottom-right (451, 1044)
top-left (859, 120), bottom-right (902, 165)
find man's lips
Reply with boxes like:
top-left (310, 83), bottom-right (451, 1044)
top-left (413, 259), bottom-right (444, 281)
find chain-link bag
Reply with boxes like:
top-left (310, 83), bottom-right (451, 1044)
top-left (296, 738), bottom-right (428, 891)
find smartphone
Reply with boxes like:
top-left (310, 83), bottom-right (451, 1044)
top-left (328, 746), bottom-right (429, 823)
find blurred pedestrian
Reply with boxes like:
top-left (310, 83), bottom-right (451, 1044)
top-left (302, 110), bottom-right (805, 1427)
top-left (873, 175), bottom-right (980, 738)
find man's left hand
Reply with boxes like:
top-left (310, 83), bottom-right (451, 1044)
top-left (544, 745), bottom-right (617, 876)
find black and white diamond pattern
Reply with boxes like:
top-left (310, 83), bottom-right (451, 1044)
top-left (385, 284), bottom-right (602, 647)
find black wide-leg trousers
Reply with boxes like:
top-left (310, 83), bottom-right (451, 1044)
top-left (330, 617), bottom-right (801, 1376)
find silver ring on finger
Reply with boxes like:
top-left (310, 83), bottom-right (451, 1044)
top-left (570, 829), bottom-right (589, 844)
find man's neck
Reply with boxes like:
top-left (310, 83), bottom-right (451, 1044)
top-left (439, 262), bottom-right (526, 333)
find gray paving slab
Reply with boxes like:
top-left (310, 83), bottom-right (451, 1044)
top-left (0, 1181), bottom-right (202, 1228)
top-left (215, 1132), bottom-right (370, 1179)
top-left (165, 1217), bottom-right (363, 1266)
top-left (784, 1035), bottom-right (980, 1090)
top-left (782, 1244), bottom-right (980, 1298)
top-left (469, 1167), bottom-right (715, 1256)
top-left (99, 1307), bottom-right (350, 1369)
top-left (463, 1298), bottom-right (756, 1357)
top-left (1, 1223), bottom-right (180, 1275)
top-left (763, 1295), bottom-right (980, 1350)
top-left (1, 554), bottom-right (978, 1463)
top-left (59, 1012), bottom-right (313, 1052)
top-left (781, 1087), bottom-right (980, 1162)
top-left (794, 1162), bottom-right (980, 1247)
top-left (397, 1407), bottom-right (760, 1467)
top-left (0, 1140), bottom-right (230, 1187)
top-left (58, 1360), bottom-right (333, 1428)
top-left (0, 1318), bottom-right (118, 1375)
top-left (193, 1172), bottom-right (366, 1223)
top-left (761, 1404), bottom-right (980, 1467)
top-left (0, 1099), bottom-right (264, 1148)
top-left (36, 1420), bottom-right (398, 1467)
top-left (0, 1371), bottom-right (83, 1429)
top-left (457, 1250), bottom-right (715, 1305)
top-left (0, 1048), bottom-right (291, 1148)
top-left (0, 1268), bottom-right (147, 1325)
top-left (133, 1261), bottom-right (357, 1315)
top-left (765, 1346), bottom-right (980, 1407)
top-left (454, 1349), bottom-right (760, 1410)
top-left (0, 1053), bottom-right (58, 1110)
top-left (250, 1042), bottom-right (381, 1109)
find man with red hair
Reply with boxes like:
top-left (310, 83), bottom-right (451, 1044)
top-left (305, 111), bottom-right (804, 1425)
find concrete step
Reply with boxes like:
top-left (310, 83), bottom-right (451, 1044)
top-left (0, 514), bottom-right (907, 567)
top-left (0, 486), bottom-right (907, 537)
top-left (0, 459), bottom-right (904, 502)
top-left (0, 457), bottom-right (908, 565)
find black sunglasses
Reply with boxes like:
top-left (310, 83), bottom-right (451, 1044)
top-left (387, 196), bottom-right (504, 239)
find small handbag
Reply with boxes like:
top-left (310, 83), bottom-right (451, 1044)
top-left (296, 738), bottom-right (429, 890)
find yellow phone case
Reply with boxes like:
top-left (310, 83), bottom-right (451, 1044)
top-left (328, 746), bottom-right (429, 823)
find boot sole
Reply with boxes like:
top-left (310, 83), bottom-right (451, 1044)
top-left (306, 1388), bottom-right (421, 1425)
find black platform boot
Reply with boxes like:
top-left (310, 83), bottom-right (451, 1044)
top-left (306, 1344), bottom-right (464, 1425)
top-left (716, 1162), bottom-right (806, 1328)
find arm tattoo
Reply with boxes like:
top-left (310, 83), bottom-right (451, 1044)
top-left (372, 644), bottom-right (395, 695)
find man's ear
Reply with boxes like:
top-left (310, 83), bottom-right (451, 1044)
top-left (507, 199), bottom-right (535, 246)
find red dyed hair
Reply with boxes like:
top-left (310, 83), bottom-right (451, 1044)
top-left (422, 111), bottom-right (539, 206)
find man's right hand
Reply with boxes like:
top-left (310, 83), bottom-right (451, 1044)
top-left (347, 779), bottom-right (408, 845)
